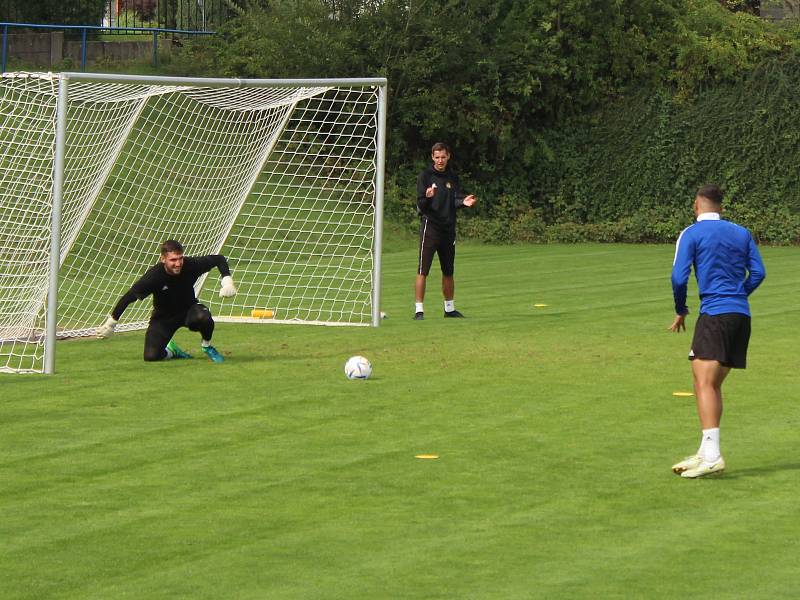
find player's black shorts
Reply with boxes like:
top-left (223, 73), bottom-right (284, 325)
top-left (417, 218), bottom-right (456, 277)
top-left (689, 312), bottom-right (751, 369)
top-left (143, 303), bottom-right (214, 361)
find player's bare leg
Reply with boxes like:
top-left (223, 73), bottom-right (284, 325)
top-left (692, 358), bottom-right (729, 429)
top-left (677, 358), bottom-right (730, 477)
top-left (414, 274), bottom-right (427, 320)
top-left (442, 275), bottom-right (464, 317)
top-left (442, 275), bottom-right (454, 303)
top-left (415, 274), bottom-right (427, 304)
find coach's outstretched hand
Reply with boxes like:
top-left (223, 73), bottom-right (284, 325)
top-left (220, 275), bottom-right (238, 298)
top-left (96, 315), bottom-right (118, 339)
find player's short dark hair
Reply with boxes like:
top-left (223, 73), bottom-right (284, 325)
top-left (696, 184), bottom-right (723, 206)
top-left (431, 142), bottom-right (450, 154)
top-left (160, 240), bottom-right (184, 255)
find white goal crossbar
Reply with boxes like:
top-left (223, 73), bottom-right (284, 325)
top-left (0, 72), bottom-right (387, 373)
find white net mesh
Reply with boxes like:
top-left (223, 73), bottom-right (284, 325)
top-left (0, 72), bottom-right (382, 373)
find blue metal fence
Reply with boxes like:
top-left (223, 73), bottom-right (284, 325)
top-left (0, 22), bottom-right (214, 72)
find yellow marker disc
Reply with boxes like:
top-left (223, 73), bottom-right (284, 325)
top-left (251, 309), bottom-right (274, 318)
top-left (672, 392), bottom-right (694, 397)
top-left (534, 303), bottom-right (548, 308)
top-left (415, 454), bottom-right (439, 460)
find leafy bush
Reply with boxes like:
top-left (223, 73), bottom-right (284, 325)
top-left (725, 196), bottom-right (800, 245)
top-left (4, 0), bottom-right (106, 26)
top-left (537, 53), bottom-right (800, 245)
top-left (670, 0), bottom-right (798, 97)
top-left (165, 0), bottom-right (800, 245)
top-left (116, 8), bottom-right (158, 29)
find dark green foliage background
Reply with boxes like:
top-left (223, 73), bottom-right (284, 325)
top-left (529, 58), bottom-right (800, 245)
top-left (1, 0), bottom-right (105, 26)
top-left (159, 0), bottom-right (800, 244)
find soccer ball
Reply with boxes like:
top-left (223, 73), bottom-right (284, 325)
top-left (344, 355), bottom-right (372, 380)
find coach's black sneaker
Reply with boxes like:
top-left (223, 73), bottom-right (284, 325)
top-left (414, 311), bottom-right (424, 320)
top-left (444, 310), bottom-right (465, 318)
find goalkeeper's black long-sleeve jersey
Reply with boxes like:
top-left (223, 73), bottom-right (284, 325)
top-left (416, 164), bottom-right (467, 232)
top-left (111, 255), bottom-right (231, 320)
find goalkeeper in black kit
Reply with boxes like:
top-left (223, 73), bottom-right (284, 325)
top-left (96, 240), bottom-right (237, 363)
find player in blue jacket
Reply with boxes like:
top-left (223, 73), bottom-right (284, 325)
top-left (668, 185), bottom-right (765, 478)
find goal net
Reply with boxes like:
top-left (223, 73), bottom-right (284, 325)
top-left (0, 72), bottom-right (386, 373)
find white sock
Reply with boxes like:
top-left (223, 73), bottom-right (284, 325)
top-left (699, 428), bottom-right (721, 462)
top-left (415, 302), bottom-right (424, 313)
top-left (201, 340), bottom-right (211, 348)
top-left (165, 348), bottom-right (174, 359)
top-left (444, 300), bottom-right (455, 312)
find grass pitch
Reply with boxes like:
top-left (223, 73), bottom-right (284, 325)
top-left (1, 241), bottom-right (799, 599)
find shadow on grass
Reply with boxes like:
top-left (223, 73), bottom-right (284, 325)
top-left (721, 462), bottom-right (800, 479)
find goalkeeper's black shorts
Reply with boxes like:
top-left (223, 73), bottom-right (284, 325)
top-left (143, 303), bottom-right (214, 361)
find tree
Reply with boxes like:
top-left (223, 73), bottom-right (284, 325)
top-left (170, 0), bottom-right (790, 202)
top-left (718, 0), bottom-right (761, 14)
top-left (3, 0), bottom-right (106, 26)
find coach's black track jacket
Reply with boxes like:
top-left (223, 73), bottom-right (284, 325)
top-left (416, 164), bottom-right (468, 232)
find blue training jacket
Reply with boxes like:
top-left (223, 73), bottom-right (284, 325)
top-left (671, 213), bottom-right (766, 317)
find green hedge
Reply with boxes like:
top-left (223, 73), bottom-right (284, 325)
top-left (166, 0), bottom-right (800, 245)
top-left (535, 57), bottom-right (800, 245)
top-left (382, 55), bottom-right (800, 246)
top-left (3, 0), bottom-right (105, 26)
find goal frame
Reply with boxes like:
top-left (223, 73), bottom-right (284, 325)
top-left (40, 72), bottom-right (388, 374)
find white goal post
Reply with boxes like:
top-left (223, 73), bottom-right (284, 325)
top-left (0, 72), bottom-right (387, 374)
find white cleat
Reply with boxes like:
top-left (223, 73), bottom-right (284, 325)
top-left (680, 456), bottom-right (725, 479)
top-left (672, 454), bottom-right (703, 475)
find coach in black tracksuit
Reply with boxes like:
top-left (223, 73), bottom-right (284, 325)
top-left (413, 142), bottom-right (476, 320)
